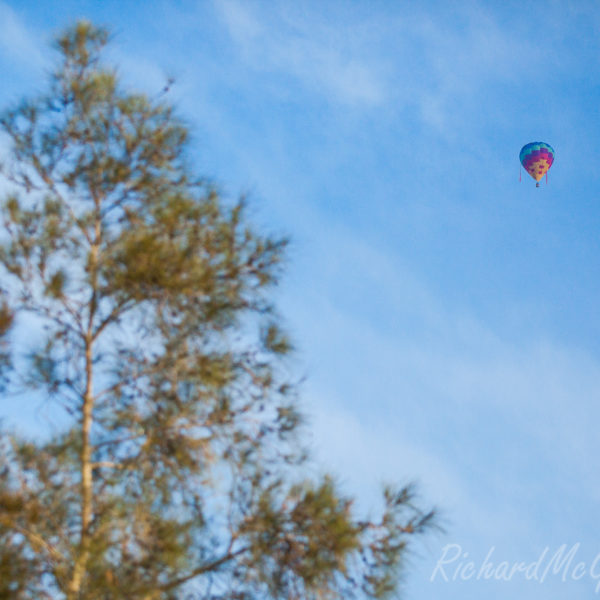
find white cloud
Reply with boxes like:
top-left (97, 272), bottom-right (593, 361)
top-left (279, 221), bottom-right (600, 556)
top-left (396, 7), bottom-right (544, 137)
top-left (215, 0), bottom-right (387, 106)
top-left (216, 0), bottom-right (264, 44)
top-left (0, 2), bottom-right (47, 70)
top-left (211, 0), bottom-right (558, 137)
top-left (110, 48), bottom-right (174, 98)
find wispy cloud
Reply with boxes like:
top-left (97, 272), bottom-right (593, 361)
top-left (0, 2), bottom-right (47, 70)
top-left (212, 0), bottom-right (563, 138)
top-left (282, 220), bottom-right (600, 553)
top-left (391, 6), bottom-right (548, 137)
top-left (110, 48), bottom-right (174, 98)
top-left (215, 0), bottom-right (387, 106)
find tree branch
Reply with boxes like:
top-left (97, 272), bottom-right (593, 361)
top-left (0, 514), bottom-right (66, 563)
top-left (157, 545), bottom-right (249, 593)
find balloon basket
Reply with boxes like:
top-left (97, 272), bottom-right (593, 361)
top-left (536, 182), bottom-right (540, 188)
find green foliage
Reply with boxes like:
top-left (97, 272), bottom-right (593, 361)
top-left (0, 21), bottom-right (434, 600)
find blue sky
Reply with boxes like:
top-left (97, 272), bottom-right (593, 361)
top-left (2, 1), bottom-right (600, 598)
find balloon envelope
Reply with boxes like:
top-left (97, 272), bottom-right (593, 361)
top-left (520, 142), bottom-right (555, 182)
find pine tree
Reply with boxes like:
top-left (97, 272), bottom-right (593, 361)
top-left (0, 22), bottom-right (434, 600)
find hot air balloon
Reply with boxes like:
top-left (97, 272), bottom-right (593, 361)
top-left (520, 142), bottom-right (555, 187)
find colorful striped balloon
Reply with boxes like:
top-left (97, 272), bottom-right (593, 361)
top-left (520, 142), bottom-right (555, 186)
